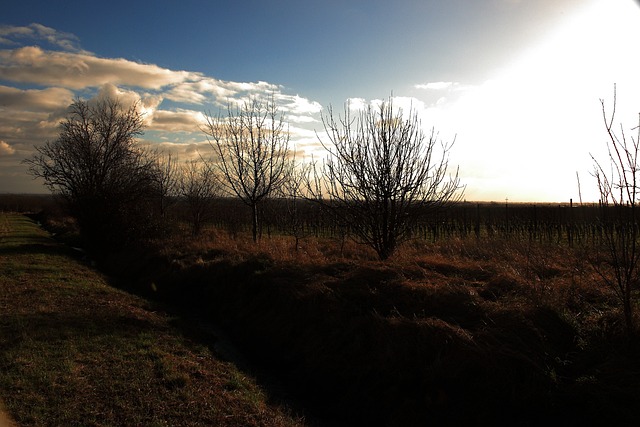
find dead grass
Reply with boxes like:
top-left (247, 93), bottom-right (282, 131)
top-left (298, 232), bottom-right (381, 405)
top-left (25, 213), bottom-right (640, 425)
top-left (137, 228), bottom-right (640, 425)
top-left (159, 225), bottom-right (379, 266)
top-left (0, 213), bottom-right (306, 427)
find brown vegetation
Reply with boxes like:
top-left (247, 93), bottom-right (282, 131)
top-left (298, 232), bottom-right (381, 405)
top-left (5, 179), bottom-right (640, 426)
top-left (77, 215), bottom-right (640, 426)
top-left (0, 213), bottom-right (306, 427)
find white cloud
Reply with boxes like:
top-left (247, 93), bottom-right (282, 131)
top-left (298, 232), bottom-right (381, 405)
top-left (343, 95), bottom-right (440, 127)
top-left (226, 80), bottom-right (279, 94)
top-left (276, 94), bottom-right (322, 115)
top-left (0, 46), bottom-right (193, 89)
top-left (287, 115), bottom-right (319, 124)
top-left (415, 82), bottom-right (456, 91)
top-left (0, 25), bottom-right (328, 192)
top-left (0, 140), bottom-right (15, 156)
top-left (0, 44), bottom-right (301, 107)
top-left (415, 82), bottom-right (474, 93)
top-left (149, 109), bottom-right (206, 133)
top-left (0, 39), bottom-right (323, 118)
top-left (345, 97), bottom-right (367, 111)
top-left (0, 85), bottom-right (74, 111)
top-left (165, 82), bottom-right (209, 104)
top-left (165, 78), bottom-right (237, 104)
top-left (165, 77), bottom-right (284, 106)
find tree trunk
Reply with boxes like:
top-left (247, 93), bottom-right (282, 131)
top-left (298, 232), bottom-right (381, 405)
top-left (251, 202), bottom-right (258, 243)
top-left (624, 286), bottom-right (634, 338)
top-left (379, 240), bottom-right (396, 261)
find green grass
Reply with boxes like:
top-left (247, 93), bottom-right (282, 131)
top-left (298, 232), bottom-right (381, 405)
top-left (0, 213), bottom-right (304, 427)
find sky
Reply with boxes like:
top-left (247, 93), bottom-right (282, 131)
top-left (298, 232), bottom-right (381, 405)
top-left (1, 0), bottom-right (639, 202)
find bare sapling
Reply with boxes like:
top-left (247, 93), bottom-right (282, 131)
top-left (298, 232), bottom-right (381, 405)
top-left (590, 85), bottom-right (640, 338)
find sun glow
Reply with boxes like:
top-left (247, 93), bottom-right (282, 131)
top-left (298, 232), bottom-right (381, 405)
top-left (448, 0), bottom-right (640, 202)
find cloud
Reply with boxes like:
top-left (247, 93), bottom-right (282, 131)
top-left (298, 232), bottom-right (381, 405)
top-left (165, 78), bottom-right (237, 104)
top-left (226, 80), bottom-right (280, 94)
top-left (345, 97), bottom-right (368, 111)
top-left (0, 140), bottom-right (15, 156)
top-left (0, 24), bottom-right (327, 192)
top-left (0, 44), bottom-right (298, 106)
top-left (344, 96), bottom-right (429, 117)
top-left (287, 115), bottom-right (319, 124)
top-left (165, 78), bottom-right (284, 106)
top-left (414, 82), bottom-right (473, 92)
top-left (0, 46), bottom-right (194, 90)
top-left (0, 84), bottom-right (70, 153)
top-left (0, 33), bottom-right (324, 118)
top-left (0, 109), bottom-right (61, 148)
top-left (415, 82), bottom-right (456, 91)
top-left (179, 141), bottom-right (216, 159)
top-left (0, 23), bottom-right (84, 52)
top-left (0, 85), bottom-right (74, 111)
top-left (277, 94), bottom-right (322, 116)
top-left (89, 83), bottom-right (165, 128)
top-left (149, 109), bottom-right (206, 133)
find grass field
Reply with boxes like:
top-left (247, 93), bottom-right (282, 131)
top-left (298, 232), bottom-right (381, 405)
top-left (0, 213), bottom-right (305, 427)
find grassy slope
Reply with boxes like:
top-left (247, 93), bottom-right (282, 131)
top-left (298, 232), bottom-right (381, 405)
top-left (0, 213), bottom-right (304, 427)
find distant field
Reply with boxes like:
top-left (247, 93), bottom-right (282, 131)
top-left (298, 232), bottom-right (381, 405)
top-left (0, 213), bottom-right (304, 427)
top-left (0, 193), bottom-right (607, 246)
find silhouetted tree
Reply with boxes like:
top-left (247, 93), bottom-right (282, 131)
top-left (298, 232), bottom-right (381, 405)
top-left (24, 97), bottom-right (159, 251)
top-left (591, 85), bottom-right (640, 337)
top-left (309, 97), bottom-right (464, 260)
top-left (279, 153), bottom-right (313, 250)
top-left (153, 152), bottom-right (180, 219)
top-left (178, 159), bottom-right (218, 235)
top-left (203, 98), bottom-right (290, 242)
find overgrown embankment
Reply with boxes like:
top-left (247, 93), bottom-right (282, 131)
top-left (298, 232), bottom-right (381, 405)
top-left (99, 232), bottom-right (640, 426)
top-left (0, 213), bottom-right (305, 427)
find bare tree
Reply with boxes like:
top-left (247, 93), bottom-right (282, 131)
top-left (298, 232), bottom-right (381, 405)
top-left (178, 159), bottom-right (219, 235)
top-left (153, 152), bottom-right (180, 219)
top-left (591, 85), bottom-right (640, 337)
top-left (24, 97), bottom-right (158, 251)
top-left (279, 154), bottom-right (313, 250)
top-left (203, 98), bottom-right (290, 242)
top-left (310, 97), bottom-right (464, 260)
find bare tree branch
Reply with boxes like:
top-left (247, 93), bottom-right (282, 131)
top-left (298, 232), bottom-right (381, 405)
top-left (24, 97), bottom-right (161, 251)
top-left (590, 85), bottom-right (640, 337)
top-left (308, 97), bottom-right (464, 260)
top-left (202, 97), bottom-right (290, 242)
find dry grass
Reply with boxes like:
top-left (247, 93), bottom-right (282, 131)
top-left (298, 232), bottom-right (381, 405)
top-left (137, 227), bottom-right (640, 425)
top-left (20, 212), bottom-right (640, 425)
top-left (158, 224), bottom-right (380, 265)
top-left (0, 213), bottom-right (306, 427)
top-left (171, 228), bottom-right (618, 327)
